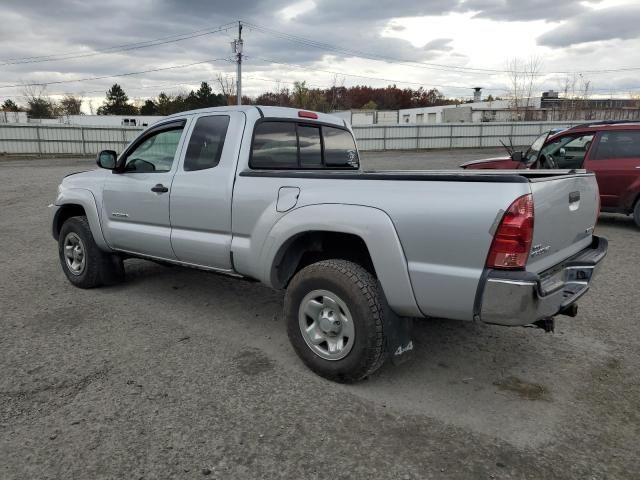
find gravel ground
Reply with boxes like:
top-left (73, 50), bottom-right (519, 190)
top-left (1, 150), bottom-right (638, 479)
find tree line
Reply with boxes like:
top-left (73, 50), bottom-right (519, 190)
top-left (1, 80), bottom-right (460, 118)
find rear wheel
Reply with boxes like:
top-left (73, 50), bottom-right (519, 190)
top-left (634, 199), bottom-right (640, 228)
top-left (284, 259), bottom-right (386, 383)
top-left (58, 216), bottom-right (124, 288)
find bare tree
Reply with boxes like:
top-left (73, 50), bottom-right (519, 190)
top-left (506, 56), bottom-right (543, 121)
top-left (557, 73), bottom-right (592, 121)
top-left (216, 73), bottom-right (236, 105)
top-left (22, 84), bottom-right (56, 118)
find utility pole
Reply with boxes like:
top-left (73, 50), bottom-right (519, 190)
top-left (234, 21), bottom-right (243, 106)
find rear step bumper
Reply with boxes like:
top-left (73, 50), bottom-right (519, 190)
top-left (479, 236), bottom-right (608, 326)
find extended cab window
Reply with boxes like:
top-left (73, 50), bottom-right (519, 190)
top-left (593, 131), bottom-right (640, 160)
top-left (124, 127), bottom-right (184, 173)
top-left (250, 121), bottom-right (358, 169)
top-left (251, 121), bottom-right (298, 169)
top-left (184, 115), bottom-right (230, 171)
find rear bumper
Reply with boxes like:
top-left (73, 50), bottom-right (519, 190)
top-left (479, 236), bottom-right (608, 326)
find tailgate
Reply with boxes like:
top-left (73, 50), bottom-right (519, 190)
top-left (527, 172), bottom-right (599, 274)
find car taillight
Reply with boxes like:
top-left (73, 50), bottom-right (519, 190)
top-left (486, 194), bottom-right (534, 270)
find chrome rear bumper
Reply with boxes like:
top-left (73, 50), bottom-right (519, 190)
top-left (479, 236), bottom-right (608, 326)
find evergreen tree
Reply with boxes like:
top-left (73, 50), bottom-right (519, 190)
top-left (1, 99), bottom-right (20, 112)
top-left (97, 84), bottom-right (138, 115)
top-left (139, 99), bottom-right (158, 115)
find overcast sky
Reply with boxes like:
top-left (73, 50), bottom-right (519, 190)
top-left (1, 0), bottom-right (639, 112)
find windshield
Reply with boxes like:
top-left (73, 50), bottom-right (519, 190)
top-left (524, 132), bottom-right (550, 164)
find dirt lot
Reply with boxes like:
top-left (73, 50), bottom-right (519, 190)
top-left (1, 150), bottom-right (638, 479)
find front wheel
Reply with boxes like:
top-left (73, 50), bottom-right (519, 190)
top-left (58, 216), bottom-right (124, 288)
top-left (284, 259), bottom-right (386, 383)
top-left (634, 200), bottom-right (640, 229)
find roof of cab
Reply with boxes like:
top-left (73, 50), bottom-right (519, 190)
top-left (166, 105), bottom-right (347, 127)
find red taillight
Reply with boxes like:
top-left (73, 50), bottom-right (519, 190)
top-left (298, 110), bottom-right (318, 119)
top-left (486, 194), bottom-right (534, 270)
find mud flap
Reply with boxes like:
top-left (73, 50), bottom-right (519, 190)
top-left (379, 285), bottom-right (414, 366)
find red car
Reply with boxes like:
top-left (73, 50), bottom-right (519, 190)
top-left (461, 121), bottom-right (640, 227)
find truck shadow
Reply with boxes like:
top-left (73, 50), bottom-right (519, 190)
top-left (597, 213), bottom-right (638, 231)
top-left (114, 259), bottom-right (599, 413)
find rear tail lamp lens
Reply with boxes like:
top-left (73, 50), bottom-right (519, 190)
top-left (486, 193), bottom-right (534, 269)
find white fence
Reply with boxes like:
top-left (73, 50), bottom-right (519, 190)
top-left (0, 121), bottom-right (585, 156)
top-left (352, 121), bottom-right (584, 151)
top-left (0, 124), bottom-right (143, 156)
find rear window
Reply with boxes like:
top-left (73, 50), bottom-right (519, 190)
top-left (184, 115), bottom-right (230, 171)
top-left (594, 130), bottom-right (640, 160)
top-left (250, 120), bottom-right (358, 169)
top-left (298, 125), bottom-right (322, 167)
top-left (323, 126), bottom-right (359, 167)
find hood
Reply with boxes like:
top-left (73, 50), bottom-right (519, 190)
top-left (61, 168), bottom-right (110, 188)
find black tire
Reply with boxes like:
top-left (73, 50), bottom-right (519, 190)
top-left (634, 200), bottom-right (640, 229)
top-left (58, 216), bottom-right (124, 288)
top-left (284, 259), bottom-right (386, 383)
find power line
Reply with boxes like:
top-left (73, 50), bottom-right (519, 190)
top-left (244, 21), bottom-right (640, 77)
top-left (0, 58), bottom-right (232, 90)
top-left (0, 23), bottom-right (237, 66)
top-left (243, 21), bottom-right (511, 76)
top-left (248, 56), bottom-right (509, 92)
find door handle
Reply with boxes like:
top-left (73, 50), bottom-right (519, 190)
top-left (151, 184), bottom-right (169, 193)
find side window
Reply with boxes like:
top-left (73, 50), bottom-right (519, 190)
top-left (124, 127), bottom-right (184, 173)
top-left (593, 131), bottom-right (640, 160)
top-left (541, 134), bottom-right (593, 168)
top-left (323, 126), bottom-right (359, 168)
top-left (249, 121), bottom-right (359, 170)
top-left (184, 115), bottom-right (230, 171)
top-left (251, 121), bottom-right (298, 169)
top-left (298, 125), bottom-right (322, 167)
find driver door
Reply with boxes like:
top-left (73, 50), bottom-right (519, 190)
top-left (101, 120), bottom-right (188, 259)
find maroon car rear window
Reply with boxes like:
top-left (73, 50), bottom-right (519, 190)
top-left (594, 131), bottom-right (640, 159)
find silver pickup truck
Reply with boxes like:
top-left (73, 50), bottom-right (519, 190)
top-left (50, 106), bottom-right (607, 382)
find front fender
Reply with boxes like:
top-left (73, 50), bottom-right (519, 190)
top-left (259, 204), bottom-right (422, 318)
top-left (53, 188), bottom-right (110, 251)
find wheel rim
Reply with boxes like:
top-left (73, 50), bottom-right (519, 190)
top-left (298, 289), bottom-right (355, 361)
top-left (63, 232), bottom-right (86, 276)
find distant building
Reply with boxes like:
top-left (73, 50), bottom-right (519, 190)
top-left (331, 109), bottom-right (398, 125)
top-left (397, 92), bottom-right (640, 124)
top-left (58, 115), bottom-right (166, 127)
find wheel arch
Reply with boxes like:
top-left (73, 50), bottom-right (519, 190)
top-left (52, 188), bottom-right (110, 250)
top-left (261, 204), bottom-right (422, 317)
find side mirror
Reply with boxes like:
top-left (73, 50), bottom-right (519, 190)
top-left (510, 151), bottom-right (524, 162)
top-left (96, 150), bottom-right (117, 170)
top-left (558, 147), bottom-right (566, 157)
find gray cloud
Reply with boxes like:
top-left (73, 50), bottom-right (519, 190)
top-left (0, 0), bottom-right (637, 104)
top-left (0, 0), bottom-right (468, 98)
top-left (459, 0), bottom-right (590, 21)
top-left (423, 38), bottom-right (454, 52)
top-left (538, 5), bottom-right (640, 47)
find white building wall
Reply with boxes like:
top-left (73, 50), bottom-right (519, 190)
top-left (376, 111), bottom-right (399, 124)
top-left (0, 111), bottom-right (28, 123)
top-left (59, 115), bottom-right (166, 127)
top-left (329, 110), bottom-right (352, 124)
top-left (351, 111), bottom-right (375, 125)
